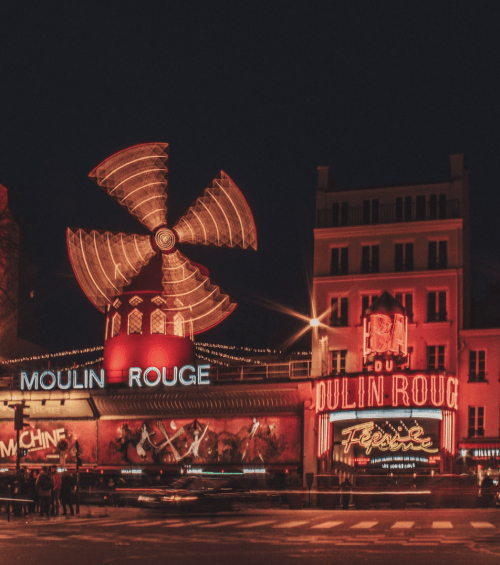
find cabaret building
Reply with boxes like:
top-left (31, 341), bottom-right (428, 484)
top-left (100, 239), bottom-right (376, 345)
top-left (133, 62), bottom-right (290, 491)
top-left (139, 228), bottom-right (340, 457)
top-left (1, 148), bottom-right (499, 490)
top-left (311, 153), bottom-right (500, 482)
top-left (0, 144), bottom-right (313, 483)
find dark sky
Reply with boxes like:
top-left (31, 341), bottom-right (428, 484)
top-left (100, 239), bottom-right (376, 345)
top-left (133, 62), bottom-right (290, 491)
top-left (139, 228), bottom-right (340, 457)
top-left (0, 3), bottom-right (499, 353)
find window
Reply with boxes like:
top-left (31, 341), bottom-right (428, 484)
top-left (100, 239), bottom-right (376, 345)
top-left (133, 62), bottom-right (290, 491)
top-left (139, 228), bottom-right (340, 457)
top-left (469, 350), bottom-right (486, 382)
top-left (395, 243), bottom-right (414, 271)
top-left (361, 294), bottom-right (379, 318)
top-left (128, 309), bottom-right (143, 335)
top-left (331, 350), bottom-right (347, 374)
top-left (151, 309), bottom-right (166, 334)
top-left (468, 407), bottom-right (484, 438)
top-left (428, 240), bottom-right (448, 269)
top-left (361, 245), bottom-right (379, 273)
top-left (429, 194), bottom-right (447, 220)
top-left (330, 297), bottom-right (348, 327)
top-left (416, 195), bottom-right (426, 221)
top-left (331, 202), bottom-right (349, 227)
top-left (427, 291), bottom-right (447, 322)
top-left (363, 199), bottom-right (379, 224)
top-left (395, 292), bottom-right (413, 322)
top-left (395, 196), bottom-right (413, 222)
top-left (330, 247), bottom-right (349, 276)
top-left (427, 345), bottom-right (445, 370)
top-left (111, 313), bottom-right (121, 337)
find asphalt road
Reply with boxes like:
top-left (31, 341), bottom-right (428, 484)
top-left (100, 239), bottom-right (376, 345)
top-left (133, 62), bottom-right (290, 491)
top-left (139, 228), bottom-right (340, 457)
top-left (1, 506), bottom-right (500, 565)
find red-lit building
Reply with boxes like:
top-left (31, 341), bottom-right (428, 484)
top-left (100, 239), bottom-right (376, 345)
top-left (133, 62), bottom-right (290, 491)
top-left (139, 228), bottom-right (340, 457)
top-left (311, 154), bottom-right (500, 484)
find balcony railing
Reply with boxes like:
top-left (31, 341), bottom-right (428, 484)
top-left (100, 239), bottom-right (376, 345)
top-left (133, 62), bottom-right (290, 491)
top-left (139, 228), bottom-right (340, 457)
top-left (317, 199), bottom-right (460, 229)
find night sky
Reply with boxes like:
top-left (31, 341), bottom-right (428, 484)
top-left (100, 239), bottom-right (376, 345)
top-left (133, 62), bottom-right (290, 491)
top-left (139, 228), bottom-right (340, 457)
top-left (0, 3), bottom-right (499, 354)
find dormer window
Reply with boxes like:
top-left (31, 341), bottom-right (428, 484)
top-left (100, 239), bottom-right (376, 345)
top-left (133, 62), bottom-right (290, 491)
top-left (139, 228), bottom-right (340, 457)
top-left (128, 309), bottom-right (143, 334)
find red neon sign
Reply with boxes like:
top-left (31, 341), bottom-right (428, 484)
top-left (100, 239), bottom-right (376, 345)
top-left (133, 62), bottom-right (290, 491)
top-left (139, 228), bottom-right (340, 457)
top-left (315, 373), bottom-right (458, 414)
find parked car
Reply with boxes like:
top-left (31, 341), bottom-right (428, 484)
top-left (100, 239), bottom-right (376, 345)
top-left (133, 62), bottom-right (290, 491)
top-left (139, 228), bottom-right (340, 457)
top-left (137, 476), bottom-right (249, 512)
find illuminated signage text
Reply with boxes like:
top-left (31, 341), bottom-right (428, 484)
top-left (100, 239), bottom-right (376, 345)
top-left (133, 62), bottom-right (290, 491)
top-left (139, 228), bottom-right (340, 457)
top-left (341, 421), bottom-right (438, 455)
top-left (315, 374), bottom-right (458, 414)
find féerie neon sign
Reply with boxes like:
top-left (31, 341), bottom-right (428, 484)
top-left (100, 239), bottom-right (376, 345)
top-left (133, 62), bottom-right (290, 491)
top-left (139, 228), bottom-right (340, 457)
top-left (20, 365), bottom-right (211, 391)
top-left (341, 421), bottom-right (438, 455)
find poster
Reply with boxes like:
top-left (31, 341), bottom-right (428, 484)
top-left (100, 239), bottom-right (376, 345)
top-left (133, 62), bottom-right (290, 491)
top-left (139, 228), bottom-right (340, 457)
top-left (0, 420), bottom-right (97, 464)
top-left (98, 416), bottom-right (301, 466)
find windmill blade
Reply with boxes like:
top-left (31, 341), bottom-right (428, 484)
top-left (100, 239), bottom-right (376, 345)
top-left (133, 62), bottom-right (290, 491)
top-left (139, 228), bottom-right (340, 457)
top-left (67, 228), bottom-right (155, 312)
top-left (89, 143), bottom-right (169, 233)
top-left (173, 171), bottom-right (257, 250)
top-left (161, 250), bottom-right (236, 337)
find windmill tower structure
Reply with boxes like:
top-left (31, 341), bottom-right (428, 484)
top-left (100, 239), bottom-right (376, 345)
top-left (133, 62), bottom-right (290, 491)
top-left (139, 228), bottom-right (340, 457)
top-left (67, 143), bottom-right (257, 384)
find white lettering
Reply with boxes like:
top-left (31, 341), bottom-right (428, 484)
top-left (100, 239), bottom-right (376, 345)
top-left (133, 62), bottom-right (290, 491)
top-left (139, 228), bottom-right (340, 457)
top-left (144, 367), bottom-right (161, 387)
top-left (40, 371), bottom-right (56, 390)
top-left (197, 364), bottom-right (210, 385)
top-left (129, 367), bottom-right (142, 387)
top-left (89, 369), bottom-right (105, 388)
top-left (179, 365), bottom-right (196, 386)
top-left (57, 370), bottom-right (72, 390)
top-left (21, 371), bottom-right (38, 390)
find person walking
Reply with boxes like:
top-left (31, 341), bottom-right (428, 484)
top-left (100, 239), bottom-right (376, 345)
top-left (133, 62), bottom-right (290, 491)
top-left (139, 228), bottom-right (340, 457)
top-left (36, 467), bottom-right (54, 518)
top-left (60, 472), bottom-right (75, 516)
top-left (340, 477), bottom-right (352, 510)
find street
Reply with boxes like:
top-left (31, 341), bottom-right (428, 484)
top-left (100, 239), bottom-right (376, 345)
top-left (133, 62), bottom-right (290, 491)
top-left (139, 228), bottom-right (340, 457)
top-left (1, 506), bottom-right (500, 564)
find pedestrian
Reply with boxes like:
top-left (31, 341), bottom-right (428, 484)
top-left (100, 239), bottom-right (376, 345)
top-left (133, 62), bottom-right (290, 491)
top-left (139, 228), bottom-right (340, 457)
top-left (340, 477), bottom-right (352, 510)
top-left (36, 466), bottom-right (54, 518)
top-left (60, 472), bottom-right (75, 516)
top-left (481, 473), bottom-right (494, 508)
top-left (51, 466), bottom-right (61, 515)
top-left (26, 470), bottom-right (37, 515)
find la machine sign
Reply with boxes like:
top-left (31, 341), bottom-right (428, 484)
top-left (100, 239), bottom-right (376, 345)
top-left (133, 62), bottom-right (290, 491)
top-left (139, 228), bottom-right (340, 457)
top-left (315, 373), bottom-right (458, 415)
top-left (20, 365), bottom-right (211, 391)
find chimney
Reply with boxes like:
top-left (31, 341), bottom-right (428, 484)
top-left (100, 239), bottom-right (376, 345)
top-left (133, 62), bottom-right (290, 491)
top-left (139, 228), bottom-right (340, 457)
top-left (449, 154), bottom-right (464, 179)
top-left (317, 166), bottom-right (336, 192)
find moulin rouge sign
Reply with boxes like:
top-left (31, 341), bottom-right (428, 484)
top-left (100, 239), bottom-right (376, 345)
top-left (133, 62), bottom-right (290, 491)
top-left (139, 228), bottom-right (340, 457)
top-left (315, 372), bottom-right (458, 415)
top-left (19, 365), bottom-right (211, 391)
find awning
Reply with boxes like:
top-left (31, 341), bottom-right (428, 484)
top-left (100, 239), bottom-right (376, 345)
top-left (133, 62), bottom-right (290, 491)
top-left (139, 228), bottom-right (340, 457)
top-left (92, 388), bottom-right (305, 418)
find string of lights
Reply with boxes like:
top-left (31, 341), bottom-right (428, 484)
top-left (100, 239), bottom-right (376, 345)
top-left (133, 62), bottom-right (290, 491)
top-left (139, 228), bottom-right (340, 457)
top-left (57, 357), bottom-right (104, 371)
top-left (195, 352), bottom-right (230, 367)
top-left (195, 342), bottom-right (279, 354)
top-left (195, 345), bottom-right (263, 364)
top-left (0, 346), bottom-right (104, 366)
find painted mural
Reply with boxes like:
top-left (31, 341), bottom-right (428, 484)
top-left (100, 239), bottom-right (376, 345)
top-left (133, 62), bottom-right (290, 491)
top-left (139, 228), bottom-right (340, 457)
top-left (98, 416), bottom-right (301, 466)
top-left (0, 420), bottom-right (97, 464)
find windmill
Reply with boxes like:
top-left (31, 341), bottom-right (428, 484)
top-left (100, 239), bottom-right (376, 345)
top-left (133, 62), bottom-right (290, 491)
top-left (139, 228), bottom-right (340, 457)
top-left (67, 143), bottom-right (257, 384)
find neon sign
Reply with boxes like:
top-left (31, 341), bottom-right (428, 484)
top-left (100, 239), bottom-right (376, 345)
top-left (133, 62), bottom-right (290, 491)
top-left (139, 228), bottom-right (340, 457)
top-left (315, 373), bottom-right (458, 414)
top-left (19, 365), bottom-right (211, 390)
top-left (341, 421), bottom-right (438, 455)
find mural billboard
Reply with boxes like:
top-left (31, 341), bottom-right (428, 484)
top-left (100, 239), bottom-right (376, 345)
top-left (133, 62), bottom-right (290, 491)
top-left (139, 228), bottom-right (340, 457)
top-left (0, 420), bottom-right (97, 465)
top-left (98, 416), bottom-right (301, 466)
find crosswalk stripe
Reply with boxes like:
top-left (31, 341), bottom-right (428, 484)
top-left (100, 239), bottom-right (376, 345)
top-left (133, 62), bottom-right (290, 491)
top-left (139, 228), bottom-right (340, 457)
top-left (470, 522), bottom-right (495, 529)
top-left (273, 521), bottom-right (309, 529)
top-left (311, 521), bottom-right (343, 529)
top-left (237, 520), bottom-right (277, 528)
top-left (165, 520), bottom-right (210, 527)
top-left (392, 521), bottom-right (415, 529)
top-left (351, 521), bottom-right (378, 529)
top-left (432, 521), bottom-right (453, 529)
top-left (200, 520), bottom-right (243, 528)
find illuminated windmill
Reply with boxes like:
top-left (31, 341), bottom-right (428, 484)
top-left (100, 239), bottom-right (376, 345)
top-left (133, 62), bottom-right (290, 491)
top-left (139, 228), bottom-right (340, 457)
top-left (67, 143), bottom-right (257, 384)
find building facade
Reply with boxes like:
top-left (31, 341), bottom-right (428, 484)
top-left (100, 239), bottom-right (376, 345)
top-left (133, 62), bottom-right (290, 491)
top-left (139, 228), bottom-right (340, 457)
top-left (311, 154), bottom-right (499, 483)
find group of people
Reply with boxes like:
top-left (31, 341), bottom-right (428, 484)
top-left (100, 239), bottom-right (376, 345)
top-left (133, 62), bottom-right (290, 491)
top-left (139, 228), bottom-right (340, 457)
top-left (21, 466), bottom-right (76, 518)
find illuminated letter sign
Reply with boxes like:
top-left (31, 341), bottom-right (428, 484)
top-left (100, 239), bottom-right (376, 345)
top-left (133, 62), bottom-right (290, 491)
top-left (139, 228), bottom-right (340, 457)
top-left (341, 421), bottom-right (438, 455)
top-left (315, 373), bottom-right (457, 415)
top-left (128, 365), bottom-right (211, 388)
